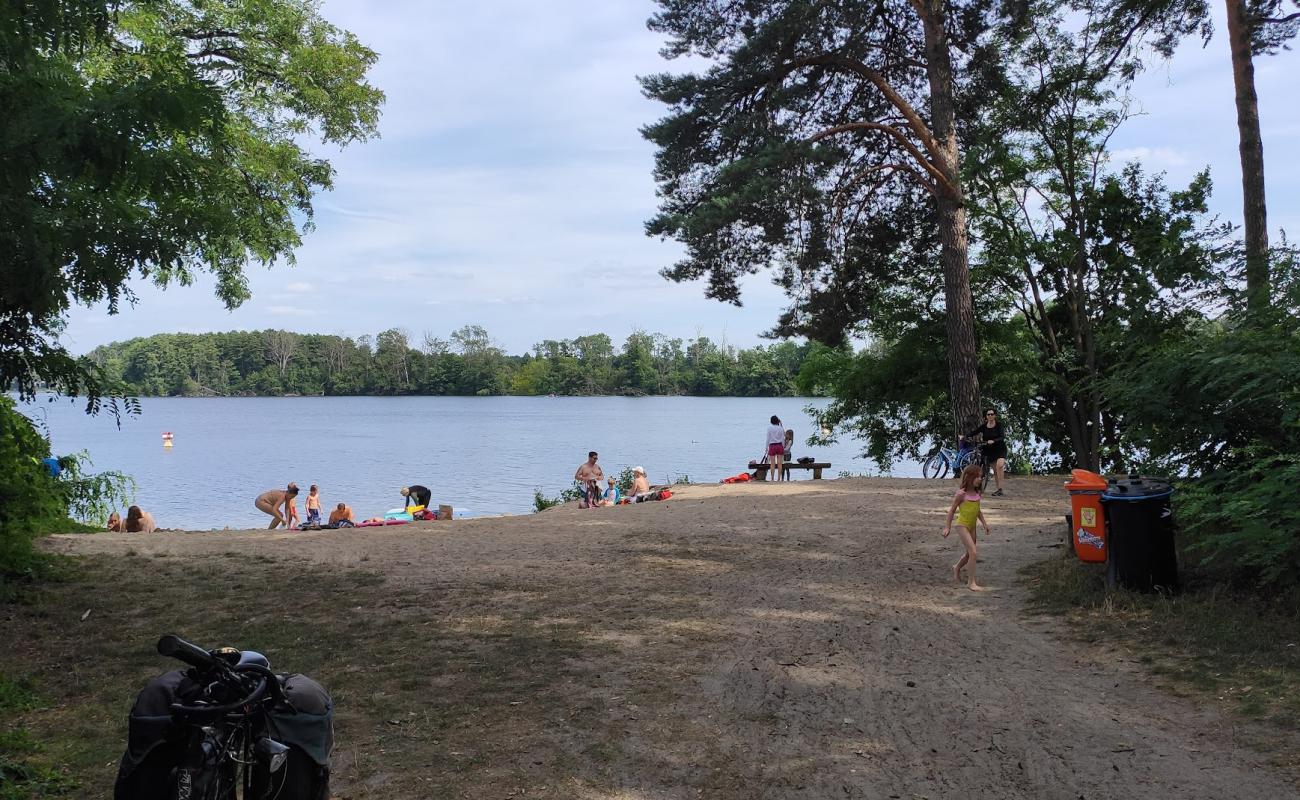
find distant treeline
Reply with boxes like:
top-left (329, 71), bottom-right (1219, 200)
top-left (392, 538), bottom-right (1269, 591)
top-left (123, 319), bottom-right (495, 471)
top-left (86, 327), bottom-right (820, 397)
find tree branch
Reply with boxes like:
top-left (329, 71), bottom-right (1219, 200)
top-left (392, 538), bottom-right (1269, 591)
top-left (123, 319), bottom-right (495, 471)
top-left (779, 52), bottom-right (942, 161)
top-left (807, 122), bottom-right (952, 193)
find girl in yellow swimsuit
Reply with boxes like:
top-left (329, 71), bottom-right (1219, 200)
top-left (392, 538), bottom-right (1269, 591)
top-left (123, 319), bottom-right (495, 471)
top-left (944, 464), bottom-right (992, 590)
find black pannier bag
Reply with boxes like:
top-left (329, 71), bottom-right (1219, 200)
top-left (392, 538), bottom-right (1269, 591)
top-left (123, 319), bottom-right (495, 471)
top-left (114, 670), bottom-right (333, 800)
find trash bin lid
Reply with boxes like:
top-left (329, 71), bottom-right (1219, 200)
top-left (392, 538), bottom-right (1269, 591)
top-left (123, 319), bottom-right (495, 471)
top-left (1064, 468), bottom-right (1107, 492)
top-left (1102, 476), bottom-right (1173, 501)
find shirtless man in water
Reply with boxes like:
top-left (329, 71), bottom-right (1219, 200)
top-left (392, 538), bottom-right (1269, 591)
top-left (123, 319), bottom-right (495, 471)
top-left (255, 483), bottom-right (299, 529)
top-left (574, 451), bottom-right (604, 508)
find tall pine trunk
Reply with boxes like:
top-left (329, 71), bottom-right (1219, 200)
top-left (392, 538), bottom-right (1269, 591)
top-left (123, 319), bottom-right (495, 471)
top-left (1225, 0), bottom-right (1270, 313)
top-left (918, 0), bottom-right (982, 437)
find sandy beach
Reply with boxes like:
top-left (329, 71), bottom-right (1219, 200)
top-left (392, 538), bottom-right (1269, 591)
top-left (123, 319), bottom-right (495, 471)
top-left (44, 476), bottom-right (1299, 798)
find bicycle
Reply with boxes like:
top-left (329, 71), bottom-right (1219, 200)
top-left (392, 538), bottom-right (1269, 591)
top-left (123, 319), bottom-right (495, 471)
top-left (921, 436), bottom-right (984, 481)
top-left (114, 634), bottom-right (332, 800)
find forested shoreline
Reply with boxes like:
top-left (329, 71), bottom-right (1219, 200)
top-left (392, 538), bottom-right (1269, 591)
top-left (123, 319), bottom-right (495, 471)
top-left (85, 327), bottom-right (819, 398)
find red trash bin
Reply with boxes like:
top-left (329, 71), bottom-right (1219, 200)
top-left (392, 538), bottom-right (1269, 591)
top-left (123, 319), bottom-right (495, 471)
top-left (1064, 469), bottom-right (1108, 563)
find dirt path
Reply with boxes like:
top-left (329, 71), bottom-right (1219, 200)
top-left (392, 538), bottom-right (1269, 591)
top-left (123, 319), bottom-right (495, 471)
top-left (51, 477), bottom-right (1298, 798)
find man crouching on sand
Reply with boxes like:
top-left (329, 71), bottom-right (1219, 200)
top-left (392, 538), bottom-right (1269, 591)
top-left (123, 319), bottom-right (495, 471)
top-left (574, 451), bottom-right (604, 509)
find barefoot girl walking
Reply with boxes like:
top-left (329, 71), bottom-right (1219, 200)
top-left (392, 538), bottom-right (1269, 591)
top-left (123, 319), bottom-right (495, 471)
top-left (943, 464), bottom-right (991, 590)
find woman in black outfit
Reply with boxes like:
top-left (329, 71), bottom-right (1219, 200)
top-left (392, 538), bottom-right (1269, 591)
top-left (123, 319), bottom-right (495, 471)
top-left (969, 408), bottom-right (1008, 496)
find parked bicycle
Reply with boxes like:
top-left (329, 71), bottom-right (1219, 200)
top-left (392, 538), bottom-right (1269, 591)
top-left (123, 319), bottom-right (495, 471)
top-left (114, 634), bottom-right (333, 800)
top-left (922, 436), bottom-right (985, 481)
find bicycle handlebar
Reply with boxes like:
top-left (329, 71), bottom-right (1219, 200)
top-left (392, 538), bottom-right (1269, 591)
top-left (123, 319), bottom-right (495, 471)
top-left (158, 636), bottom-right (287, 719)
top-left (169, 674), bottom-right (269, 719)
top-left (157, 634), bottom-right (218, 670)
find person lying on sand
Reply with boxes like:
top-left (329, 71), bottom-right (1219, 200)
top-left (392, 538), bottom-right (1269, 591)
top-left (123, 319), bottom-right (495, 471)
top-left (124, 505), bottom-right (157, 533)
top-left (255, 484), bottom-right (298, 530)
top-left (107, 512), bottom-right (123, 532)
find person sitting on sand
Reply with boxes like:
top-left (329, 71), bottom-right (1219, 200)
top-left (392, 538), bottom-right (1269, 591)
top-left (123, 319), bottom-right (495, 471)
top-left (124, 505), bottom-right (157, 533)
top-left (328, 502), bottom-right (354, 527)
top-left (107, 511), bottom-right (123, 532)
top-left (401, 485), bottom-right (431, 509)
top-left (630, 466), bottom-right (650, 497)
top-left (255, 483), bottom-right (299, 530)
top-left (574, 451), bottom-right (604, 508)
top-left (598, 477), bottom-right (621, 507)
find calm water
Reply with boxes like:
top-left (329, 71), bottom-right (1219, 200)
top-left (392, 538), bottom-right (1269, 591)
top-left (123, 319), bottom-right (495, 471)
top-left (21, 396), bottom-right (917, 529)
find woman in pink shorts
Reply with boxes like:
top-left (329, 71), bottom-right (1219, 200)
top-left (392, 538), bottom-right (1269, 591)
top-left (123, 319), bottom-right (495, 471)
top-left (766, 415), bottom-right (786, 481)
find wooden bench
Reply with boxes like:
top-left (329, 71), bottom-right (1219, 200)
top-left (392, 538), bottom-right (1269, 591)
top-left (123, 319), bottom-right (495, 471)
top-left (748, 461), bottom-right (832, 480)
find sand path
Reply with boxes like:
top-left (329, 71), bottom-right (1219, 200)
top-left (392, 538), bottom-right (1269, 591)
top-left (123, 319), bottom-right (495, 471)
top-left (52, 477), bottom-right (1297, 798)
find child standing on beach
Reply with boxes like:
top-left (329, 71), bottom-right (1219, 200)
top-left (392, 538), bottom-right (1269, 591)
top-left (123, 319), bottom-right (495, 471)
top-left (306, 484), bottom-right (322, 526)
top-left (943, 464), bottom-right (991, 590)
top-left (286, 489), bottom-right (300, 529)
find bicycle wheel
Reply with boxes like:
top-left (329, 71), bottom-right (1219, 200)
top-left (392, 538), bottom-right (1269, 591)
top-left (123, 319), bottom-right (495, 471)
top-left (921, 452), bottom-right (948, 479)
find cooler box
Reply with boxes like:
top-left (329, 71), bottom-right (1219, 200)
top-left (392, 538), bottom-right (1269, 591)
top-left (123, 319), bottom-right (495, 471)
top-left (1064, 469), bottom-right (1108, 563)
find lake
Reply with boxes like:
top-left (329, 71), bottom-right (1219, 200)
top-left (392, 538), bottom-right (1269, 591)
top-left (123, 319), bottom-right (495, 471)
top-left (20, 396), bottom-right (917, 529)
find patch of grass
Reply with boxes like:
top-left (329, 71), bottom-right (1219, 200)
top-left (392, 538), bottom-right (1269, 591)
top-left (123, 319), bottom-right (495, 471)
top-left (1022, 554), bottom-right (1300, 734)
top-left (0, 676), bottom-right (76, 799)
top-left (1, 552), bottom-right (616, 799)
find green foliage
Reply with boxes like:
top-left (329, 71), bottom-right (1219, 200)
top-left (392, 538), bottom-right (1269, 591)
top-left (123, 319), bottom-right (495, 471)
top-left (88, 328), bottom-right (822, 398)
top-left (532, 484), bottom-right (583, 513)
top-left (56, 453), bottom-right (136, 526)
top-left (0, 397), bottom-right (65, 585)
top-left (1108, 287), bottom-right (1300, 589)
top-left (797, 313), bottom-right (1041, 470)
top-left (0, 0), bottom-right (383, 406)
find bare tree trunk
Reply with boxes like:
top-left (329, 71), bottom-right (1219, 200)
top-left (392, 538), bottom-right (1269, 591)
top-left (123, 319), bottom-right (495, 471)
top-left (1225, 0), bottom-right (1270, 313)
top-left (918, 0), bottom-right (982, 436)
top-left (265, 330), bottom-right (299, 381)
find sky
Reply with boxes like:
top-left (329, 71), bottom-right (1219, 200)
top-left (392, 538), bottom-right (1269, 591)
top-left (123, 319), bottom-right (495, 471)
top-left (59, 1), bottom-right (1299, 356)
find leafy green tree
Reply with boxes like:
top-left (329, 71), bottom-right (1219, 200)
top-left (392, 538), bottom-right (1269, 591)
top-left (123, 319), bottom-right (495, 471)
top-left (615, 331), bottom-right (657, 394)
top-left (0, 0), bottom-right (382, 406)
top-left (642, 0), bottom-right (999, 433)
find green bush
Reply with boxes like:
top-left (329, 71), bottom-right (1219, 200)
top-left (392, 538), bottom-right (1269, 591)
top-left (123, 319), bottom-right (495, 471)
top-left (0, 398), bottom-right (66, 584)
top-left (0, 399), bottom-right (135, 592)
top-left (1108, 290), bottom-right (1300, 591)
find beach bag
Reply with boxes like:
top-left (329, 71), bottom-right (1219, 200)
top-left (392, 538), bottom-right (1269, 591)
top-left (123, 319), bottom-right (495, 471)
top-left (798, 456), bottom-right (814, 465)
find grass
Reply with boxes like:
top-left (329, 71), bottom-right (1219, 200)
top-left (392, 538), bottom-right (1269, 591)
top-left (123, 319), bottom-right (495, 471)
top-left (0, 551), bottom-right (635, 799)
top-left (1022, 553), bottom-right (1300, 761)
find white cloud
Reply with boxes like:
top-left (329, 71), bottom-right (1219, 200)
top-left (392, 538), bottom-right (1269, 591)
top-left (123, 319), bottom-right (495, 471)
top-left (266, 305), bottom-right (318, 317)
top-left (284, 282), bottom-right (315, 293)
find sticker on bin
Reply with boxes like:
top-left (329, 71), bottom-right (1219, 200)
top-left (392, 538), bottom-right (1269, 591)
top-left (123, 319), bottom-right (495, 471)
top-left (1080, 507), bottom-right (1097, 527)
top-left (1076, 528), bottom-right (1104, 550)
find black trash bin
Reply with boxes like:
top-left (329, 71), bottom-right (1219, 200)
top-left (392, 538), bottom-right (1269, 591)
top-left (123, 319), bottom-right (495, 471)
top-left (1101, 476), bottom-right (1179, 593)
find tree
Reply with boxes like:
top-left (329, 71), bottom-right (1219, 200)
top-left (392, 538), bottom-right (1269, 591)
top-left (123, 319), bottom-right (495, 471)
top-left (264, 330), bottom-right (300, 383)
top-left (642, 0), bottom-right (990, 434)
top-left (0, 0), bottom-right (383, 405)
top-left (967, 3), bottom-right (1231, 470)
top-left (1223, 0), bottom-right (1298, 312)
